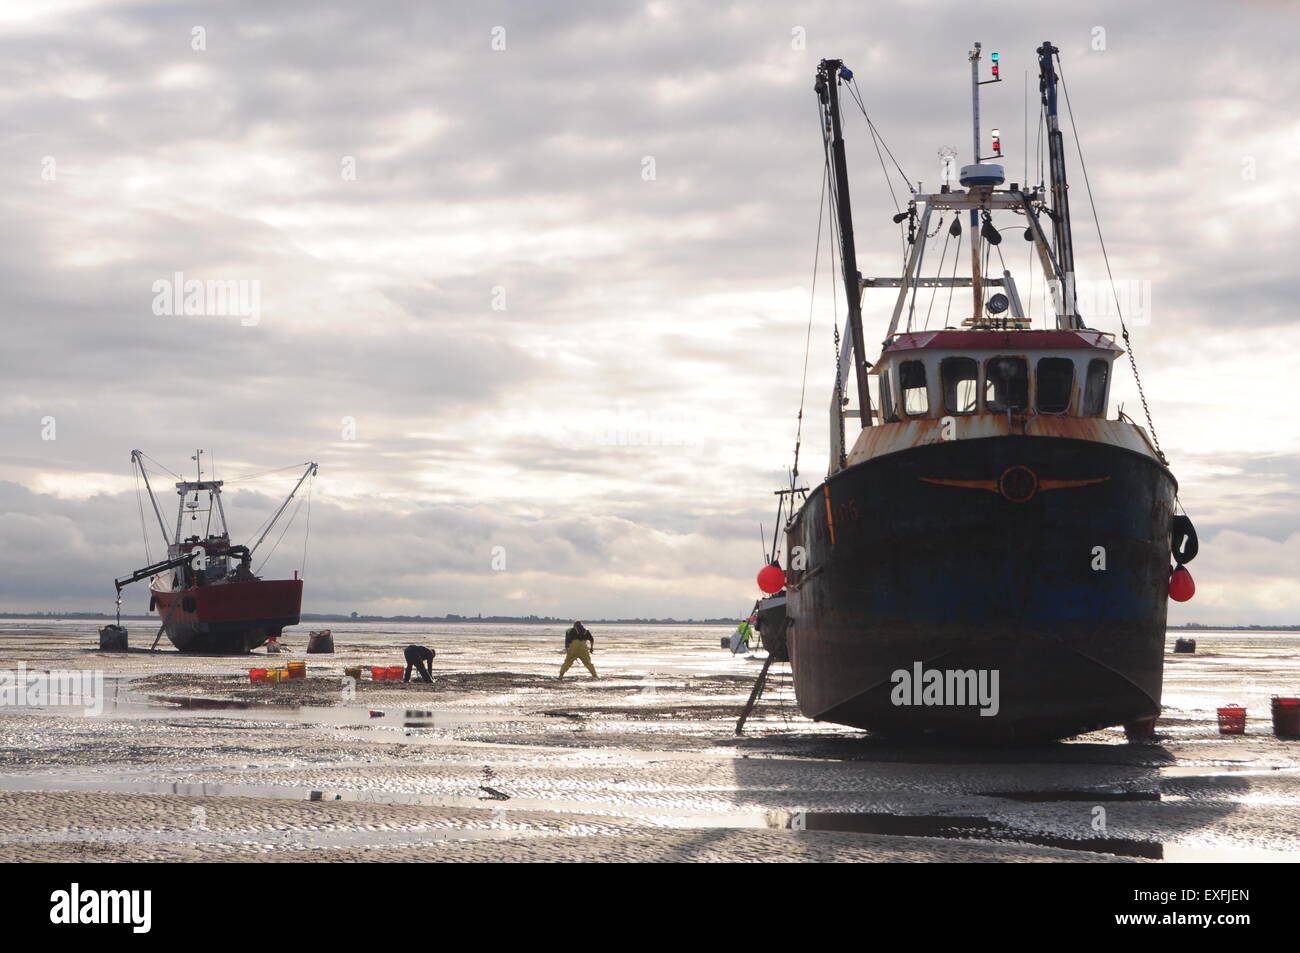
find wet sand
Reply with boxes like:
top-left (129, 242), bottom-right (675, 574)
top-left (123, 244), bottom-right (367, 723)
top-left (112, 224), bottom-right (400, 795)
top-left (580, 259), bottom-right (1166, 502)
top-left (2, 620), bottom-right (1298, 862)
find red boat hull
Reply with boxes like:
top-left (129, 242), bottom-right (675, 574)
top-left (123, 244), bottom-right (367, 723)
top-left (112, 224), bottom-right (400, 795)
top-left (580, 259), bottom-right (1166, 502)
top-left (150, 578), bottom-right (303, 654)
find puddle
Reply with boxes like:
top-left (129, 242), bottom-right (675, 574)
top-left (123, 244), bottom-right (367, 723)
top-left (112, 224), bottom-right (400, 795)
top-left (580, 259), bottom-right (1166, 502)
top-left (147, 695), bottom-right (256, 711)
top-left (991, 790), bottom-right (1161, 803)
top-left (5, 676), bottom-right (526, 733)
top-left (1162, 844), bottom-right (1300, 863)
top-left (403, 709), bottom-right (435, 728)
top-left (1158, 764), bottom-right (1300, 778)
top-left (765, 810), bottom-right (1164, 859)
top-left (763, 809), bottom-right (1300, 862)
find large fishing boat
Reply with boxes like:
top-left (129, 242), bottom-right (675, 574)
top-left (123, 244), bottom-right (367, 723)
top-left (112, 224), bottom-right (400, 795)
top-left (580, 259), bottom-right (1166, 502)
top-left (114, 450), bottom-right (317, 653)
top-left (776, 42), bottom-right (1198, 740)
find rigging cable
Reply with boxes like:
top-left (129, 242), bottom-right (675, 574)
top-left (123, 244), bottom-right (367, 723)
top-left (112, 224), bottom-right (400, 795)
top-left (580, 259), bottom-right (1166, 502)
top-left (138, 452), bottom-right (180, 480)
top-left (133, 463), bottom-right (153, 564)
top-left (246, 501), bottom-right (279, 549)
top-left (844, 77), bottom-right (914, 265)
top-left (994, 239), bottom-right (1009, 282)
top-left (922, 225), bottom-right (953, 331)
top-left (992, 239), bottom-right (1013, 328)
top-left (255, 491), bottom-right (307, 576)
top-left (1055, 54), bottom-right (1167, 464)
top-left (1023, 70), bottom-right (1029, 193)
top-left (300, 470), bottom-right (314, 576)
top-left (222, 463), bottom-right (306, 485)
top-left (240, 465), bottom-right (314, 546)
top-left (1036, 101), bottom-right (1048, 325)
top-left (846, 78), bottom-right (915, 197)
top-left (793, 158), bottom-right (830, 482)
top-left (205, 451), bottom-right (216, 538)
top-left (944, 231), bottom-right (962, 327)
top-left (905, 226), bottom-right (928, 331)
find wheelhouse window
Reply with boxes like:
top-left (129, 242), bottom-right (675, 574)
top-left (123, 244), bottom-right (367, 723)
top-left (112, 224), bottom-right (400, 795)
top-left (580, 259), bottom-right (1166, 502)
top-left (899, 360), bottom-right (929, 416)
top-left (1084, 359), bottom-right (1109, 416)
top-left (879, 374), bottom-right (896, 422)
top-left (1036, 357), bottom-right (1074, 414)
top-left (984, 357), bottom-right (1028, 413)
top-left (940, 357), bottom-right (979, 415)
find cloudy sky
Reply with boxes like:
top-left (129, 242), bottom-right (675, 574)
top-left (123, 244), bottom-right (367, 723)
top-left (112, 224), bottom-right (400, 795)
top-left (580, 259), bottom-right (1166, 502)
top-left (0, 0), bottom-right (1295, 623)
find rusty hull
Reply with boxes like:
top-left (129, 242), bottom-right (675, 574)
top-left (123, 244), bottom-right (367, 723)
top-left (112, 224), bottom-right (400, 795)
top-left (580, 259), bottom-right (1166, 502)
top-left (786, 420), bottom-right (1177, 741)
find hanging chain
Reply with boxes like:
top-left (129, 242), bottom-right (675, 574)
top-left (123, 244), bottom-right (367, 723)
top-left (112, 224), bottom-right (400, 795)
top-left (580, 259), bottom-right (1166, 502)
top-left (832, 321), bottom-right (846, 466)
top-left (1119, 323), bottom-right (1166, 465)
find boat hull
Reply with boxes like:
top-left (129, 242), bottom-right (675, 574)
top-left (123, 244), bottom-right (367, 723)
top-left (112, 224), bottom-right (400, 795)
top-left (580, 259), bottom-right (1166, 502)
top-left (755, 595), bottom-right (790, 662)
top-left (150, 579), bottom-right (303, 654)
top-left (786, 434), bottom-right (1176, 740)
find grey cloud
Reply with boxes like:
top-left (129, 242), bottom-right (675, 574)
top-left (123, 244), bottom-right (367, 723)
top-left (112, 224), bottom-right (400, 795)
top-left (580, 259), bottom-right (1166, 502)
top-left (0, 0), bottom-right (1296, 619)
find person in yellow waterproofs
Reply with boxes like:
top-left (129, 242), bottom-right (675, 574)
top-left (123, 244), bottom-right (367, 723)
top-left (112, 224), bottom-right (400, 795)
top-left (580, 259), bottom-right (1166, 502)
top-left (559, 621), bottom-right (598, 678)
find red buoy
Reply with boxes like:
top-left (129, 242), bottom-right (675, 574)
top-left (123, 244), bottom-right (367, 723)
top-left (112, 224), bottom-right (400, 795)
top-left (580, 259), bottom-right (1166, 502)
top-left (757, 564), bottom-right (785, 594)
top-left (1169, 566), bottom-right (1195, 602)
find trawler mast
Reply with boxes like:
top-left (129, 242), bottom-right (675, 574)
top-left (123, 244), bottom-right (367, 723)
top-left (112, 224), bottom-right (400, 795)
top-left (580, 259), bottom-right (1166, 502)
top-left (815, 59), bottom-right (874, 446)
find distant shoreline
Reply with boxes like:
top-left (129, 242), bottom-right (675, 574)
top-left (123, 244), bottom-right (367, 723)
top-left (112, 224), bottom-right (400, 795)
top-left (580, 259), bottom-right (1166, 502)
top-left (1, 612), bottom-right (1297, 631)
top-left (0, 612), bottom-right (740, 626)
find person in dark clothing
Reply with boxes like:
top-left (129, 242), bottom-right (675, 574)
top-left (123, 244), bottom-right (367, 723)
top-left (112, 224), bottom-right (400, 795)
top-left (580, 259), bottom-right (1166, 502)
top-left (559, 622), bottom-right (597, 678)
top-left (403, 644), bottom-right (436, 683)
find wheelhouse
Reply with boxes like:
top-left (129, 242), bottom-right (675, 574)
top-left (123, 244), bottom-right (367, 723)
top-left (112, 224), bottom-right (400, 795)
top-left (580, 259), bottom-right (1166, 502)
top-left (874, 329), bottom-right (1122, 423)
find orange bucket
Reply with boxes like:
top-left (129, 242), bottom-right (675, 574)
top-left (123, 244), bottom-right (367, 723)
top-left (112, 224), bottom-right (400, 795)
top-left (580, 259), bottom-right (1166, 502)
top-left (387, 665), bottom-right (404, 680)
top-left (287, 662), bottom-right (306, 680)
top-left (249, 668), bottom-right (268, 683)
top-left (1217, 705), bottom-right (1246, 735)
top-left (1271, 697), bottom-right (1300, 737)
top-left (370, 666), bottom-right (388, 681)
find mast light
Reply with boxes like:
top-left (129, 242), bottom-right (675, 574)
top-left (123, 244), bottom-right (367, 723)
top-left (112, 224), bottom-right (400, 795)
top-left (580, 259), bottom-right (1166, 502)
top-left (990, 52), bottom-right (1000, 79)
top-left (992, 128), bottom-right (1001, 156)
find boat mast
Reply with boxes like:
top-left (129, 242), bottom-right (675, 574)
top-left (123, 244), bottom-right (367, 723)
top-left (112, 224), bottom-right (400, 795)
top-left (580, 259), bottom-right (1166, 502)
top-left (1037, 41), bottom-right (1080, 329)
top-left (816, 59), bottom-right (874, 433)
top-left (969, 43), bottom-right (984, 321)
top-left (131, 450), bottom-right (170, 547)
top-left (967, 43), bottom-right (1005, 322)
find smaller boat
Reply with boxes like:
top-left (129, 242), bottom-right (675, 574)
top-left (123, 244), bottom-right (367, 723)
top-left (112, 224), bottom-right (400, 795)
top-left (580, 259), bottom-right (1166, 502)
top-left (114, 450), bottom-right (317, 654)
top-left (754, 481), bottom-right (808, 664)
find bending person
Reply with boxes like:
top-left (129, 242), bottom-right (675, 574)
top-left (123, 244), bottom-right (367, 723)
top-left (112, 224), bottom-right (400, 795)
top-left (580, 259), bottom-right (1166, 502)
top-left (403, 644), bottom-right (436, 683)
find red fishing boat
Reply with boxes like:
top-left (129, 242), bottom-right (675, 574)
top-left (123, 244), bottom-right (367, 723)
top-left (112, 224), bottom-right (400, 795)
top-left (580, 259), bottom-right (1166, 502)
top-left (114, 450), bottom-right (317, 653)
